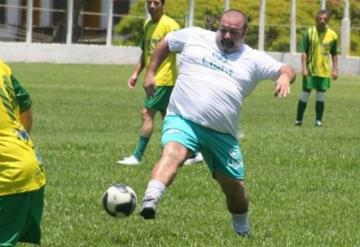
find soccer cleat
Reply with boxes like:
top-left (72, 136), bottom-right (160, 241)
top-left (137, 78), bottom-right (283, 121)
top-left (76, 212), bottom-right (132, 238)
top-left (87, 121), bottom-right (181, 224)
top-left (294, 120), bottom-right (302, 126)
top-left (184, 152), bottom-right (203, 165)
top-left (117, 155), bottom-right (141, 165)
top-left (315, 120), bottom-right (323, 127)
top-left (236, 230), bottom-right (251, 237)
top-left (139, 197), bottom-right (157, 219)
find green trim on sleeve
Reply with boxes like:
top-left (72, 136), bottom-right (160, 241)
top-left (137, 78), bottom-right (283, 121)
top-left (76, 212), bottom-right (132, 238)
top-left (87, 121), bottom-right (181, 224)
top-left (11, 75), bottom-right (32, 113)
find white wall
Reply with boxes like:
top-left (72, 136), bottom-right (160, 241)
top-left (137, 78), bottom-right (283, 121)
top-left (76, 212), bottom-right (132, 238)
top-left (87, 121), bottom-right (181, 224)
top-left (0, 42), bottom-right (141, 64)
top-left (1, 42), bottom-right (359, 75)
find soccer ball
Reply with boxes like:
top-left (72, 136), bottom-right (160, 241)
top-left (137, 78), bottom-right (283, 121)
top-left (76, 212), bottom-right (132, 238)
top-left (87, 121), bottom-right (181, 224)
top-left (102, 184), bottom-right (137, 217)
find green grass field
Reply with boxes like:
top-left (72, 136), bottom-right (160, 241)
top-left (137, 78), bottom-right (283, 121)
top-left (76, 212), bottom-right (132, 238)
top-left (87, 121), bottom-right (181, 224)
top-left (10, 63), bottom-right (360, 247)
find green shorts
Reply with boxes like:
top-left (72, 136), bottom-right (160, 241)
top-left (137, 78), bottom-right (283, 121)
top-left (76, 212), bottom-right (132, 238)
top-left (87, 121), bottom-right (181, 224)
top-left (303, 76), bottom-right (330, 91)
top-left (161, 115), bottom-right (245, 180)
top-left (144, 86), bottom-right (173, 114)
top-left (0, 187), bottom-right (45, 246)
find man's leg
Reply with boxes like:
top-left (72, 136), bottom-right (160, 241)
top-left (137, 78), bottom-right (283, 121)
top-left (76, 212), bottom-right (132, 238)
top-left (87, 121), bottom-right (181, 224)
top-left (214, 171), bottom-right (250, 235)
top-left (315, 90), bottom-right (325, 126)
top-left (118, 108), bottom-right (156, 165)
top-left (295, 90), bottom-right (311, 125)
top-left (133, 108), bottom-right (157, 159)
top-left (140, 142), bottom-right (189, 219)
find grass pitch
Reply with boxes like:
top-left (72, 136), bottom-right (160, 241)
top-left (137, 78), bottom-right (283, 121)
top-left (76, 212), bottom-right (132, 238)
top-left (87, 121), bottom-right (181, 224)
top-left (11, 63), bottom-right (360, 247)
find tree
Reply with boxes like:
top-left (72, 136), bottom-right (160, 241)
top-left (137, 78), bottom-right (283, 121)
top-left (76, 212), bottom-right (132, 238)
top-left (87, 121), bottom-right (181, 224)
top-left (114, 0), bottom-right (360, 55)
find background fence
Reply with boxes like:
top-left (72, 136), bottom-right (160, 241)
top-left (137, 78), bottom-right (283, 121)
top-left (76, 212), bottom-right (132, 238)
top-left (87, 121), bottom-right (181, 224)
top-left (0, 0), bottom-right (359, 75)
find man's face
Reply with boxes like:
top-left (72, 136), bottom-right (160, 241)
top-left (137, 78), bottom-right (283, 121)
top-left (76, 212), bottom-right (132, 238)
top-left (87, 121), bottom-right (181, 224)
top-left (216, 13), bottom-right (247, 53)
top-left (316, 13), bottom-right (329, 31)
top-left (147, 0), bottom-right (163, 19)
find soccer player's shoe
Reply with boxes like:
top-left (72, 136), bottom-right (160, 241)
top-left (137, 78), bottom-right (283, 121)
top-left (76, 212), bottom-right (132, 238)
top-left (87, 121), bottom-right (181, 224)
top-left (236, 230), bottom-right (251, 237)
top-left (294, 120), bottom-right (302, 126)
top-left (232, 220), bottom-right (250, 237)
top-left (184, 152), bottom-right (203, 165)
top-left (315, 120), bottom-right (323, 127)
top-left (139, 196), bottom-right (157, 219)
top-left (117, 155), bottom-right (141, 165)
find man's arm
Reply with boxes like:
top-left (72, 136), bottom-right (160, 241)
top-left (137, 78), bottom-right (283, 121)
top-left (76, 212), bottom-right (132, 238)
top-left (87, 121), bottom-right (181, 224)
top-left (143, 39), bottom-right (171, 97)
top-left (301, 52), bottom-right (308, 76)
top-left (331, 54), bottom-right (338, 80)
top-left (20, 108), bottom-right (33, 133)
top-left (274, 65), bottom-right (296, 98)
top-left (128, 52), bottom-right (145, 88)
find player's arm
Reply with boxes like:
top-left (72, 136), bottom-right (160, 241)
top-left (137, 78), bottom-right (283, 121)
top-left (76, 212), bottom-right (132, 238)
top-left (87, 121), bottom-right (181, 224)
top-left (128, 52), bottom-right (145, 88)
top-left (300, 31), bottom-right (309, 77)
top-left (12, 75), bottom-right (33, 133)
top-left (143, 39), bottom-right (170, 97)
top-left (331, 53), bottom-right (338, 80)
top-left (20, 108), bottom-right (33, 133)
top-left (274, 65), bottom-right (296, 98)
top-left (301, 52), bottom-right (308, 76)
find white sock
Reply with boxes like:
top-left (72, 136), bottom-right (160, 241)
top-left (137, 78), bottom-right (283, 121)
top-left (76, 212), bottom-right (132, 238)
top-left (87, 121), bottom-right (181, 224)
top-left (144, 180), bottom-right (166, 202)
top-left (231, 212), bottom-right (250, 235)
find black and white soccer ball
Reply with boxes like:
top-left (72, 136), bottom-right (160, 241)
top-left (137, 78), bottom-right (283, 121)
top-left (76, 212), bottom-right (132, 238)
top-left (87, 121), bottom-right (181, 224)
top-left (102, 184), bottom-right (137, 217)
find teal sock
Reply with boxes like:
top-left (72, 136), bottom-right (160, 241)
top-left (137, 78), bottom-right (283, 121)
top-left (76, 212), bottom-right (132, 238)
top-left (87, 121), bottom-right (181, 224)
top-left (315, 101), bottom-right (324, 121)
top-left (296, 100), bottom-right (307, 122)
top-left (133, 136), bottom-right (149, 160)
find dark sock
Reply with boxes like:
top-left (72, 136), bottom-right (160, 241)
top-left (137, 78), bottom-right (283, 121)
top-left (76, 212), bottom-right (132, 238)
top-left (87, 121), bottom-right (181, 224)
top-left (296, 100), bottom-right (307, 122)
top-left (133, 136), bottom-right (150, 160)
top-left (315, 101), bottom-right (324, 121)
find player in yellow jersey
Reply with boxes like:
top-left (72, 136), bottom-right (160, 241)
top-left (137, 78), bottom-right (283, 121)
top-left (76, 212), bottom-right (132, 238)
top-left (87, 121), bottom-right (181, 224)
top-left (295, 9), bottom-right (339, 127)
top-left (0, 61), bottom-right (46, 246)
top-left (118, 0), bottom-right (203, 165)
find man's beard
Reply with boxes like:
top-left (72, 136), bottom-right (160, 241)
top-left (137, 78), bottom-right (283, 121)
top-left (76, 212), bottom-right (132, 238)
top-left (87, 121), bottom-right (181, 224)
top-left (221, 39), bottom-right (235, 50)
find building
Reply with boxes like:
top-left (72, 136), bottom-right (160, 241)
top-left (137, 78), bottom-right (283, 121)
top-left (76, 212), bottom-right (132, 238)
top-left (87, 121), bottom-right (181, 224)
top-left (0, 0), bottom-right (134, 43)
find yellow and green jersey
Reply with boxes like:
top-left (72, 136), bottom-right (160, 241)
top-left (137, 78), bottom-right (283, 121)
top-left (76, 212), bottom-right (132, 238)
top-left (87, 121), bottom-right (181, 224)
top-left (0, 61), bottom-right (46, 196)
top-left (141, 14), bottom-right (180, 86)
top-left (300, 26), bottom-right (338, 78)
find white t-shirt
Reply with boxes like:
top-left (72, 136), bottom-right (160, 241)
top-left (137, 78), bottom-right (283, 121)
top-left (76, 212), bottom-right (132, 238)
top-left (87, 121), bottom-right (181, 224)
top-left (165, 27), bottom-right (284, 137)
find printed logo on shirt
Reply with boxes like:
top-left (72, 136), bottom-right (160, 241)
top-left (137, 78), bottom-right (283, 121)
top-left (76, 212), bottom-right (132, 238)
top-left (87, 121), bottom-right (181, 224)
top-left (202, 52), bottom-right (233, 77)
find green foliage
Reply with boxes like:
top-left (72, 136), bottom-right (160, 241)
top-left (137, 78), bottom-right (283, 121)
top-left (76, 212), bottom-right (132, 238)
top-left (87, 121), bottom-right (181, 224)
top-left (114, 0), bottom-right (360, 55)
top-left (10, 63), bottom-right (360, 246)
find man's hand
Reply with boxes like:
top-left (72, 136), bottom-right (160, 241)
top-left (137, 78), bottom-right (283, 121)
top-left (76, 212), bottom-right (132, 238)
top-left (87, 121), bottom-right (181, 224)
top-left (274, 80), bottom-right (291, 98)
top-left (128, 75), bottom-right (138, 88)
top-left (275, 65), bottom-right (296, 98)
top-left (331, 70), bottom-right (338, 80)
top-left (143, 71), bottom-right (156, 97)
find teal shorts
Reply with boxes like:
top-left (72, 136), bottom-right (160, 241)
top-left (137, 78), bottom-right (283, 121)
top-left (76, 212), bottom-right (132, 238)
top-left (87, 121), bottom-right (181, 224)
top-left (0, 187), bottom-right (45, 246)
top-left (303, 76), bottom-right (330, 91)
top-left (144, 86), bottom-right (173, 114)
top-left (161, 115), bottom-right (245, 180)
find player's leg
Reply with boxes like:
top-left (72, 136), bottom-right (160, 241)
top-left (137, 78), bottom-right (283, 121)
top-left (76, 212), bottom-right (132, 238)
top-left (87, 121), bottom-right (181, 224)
top-left (134, 107), bottom-right (157, 158)
top-left (315, 90), bottom-right (325, 126)
top-left (140, 141), bottom-right (189, 219)
top-left (118, 107), bottom-right (156, 165)
top-left (214, 172), bottom-right (250, 236)
top-left (197, 126), bottom-right (249, 235)
top-left (314, 77), bottom-right (329, 127)
top-left (295, 90), bottom-right (311, 125)
top-left (295, 76), bottom-right (314, 126)
top-left (140, 115), bottom-right (197, 219)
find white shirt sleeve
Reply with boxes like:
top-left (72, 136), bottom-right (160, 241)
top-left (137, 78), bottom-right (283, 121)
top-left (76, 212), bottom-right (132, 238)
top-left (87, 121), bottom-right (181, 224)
top-left (165, 27), bottom-right (202, 53)
top-left (253, 50), bottom-right (284, 81)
